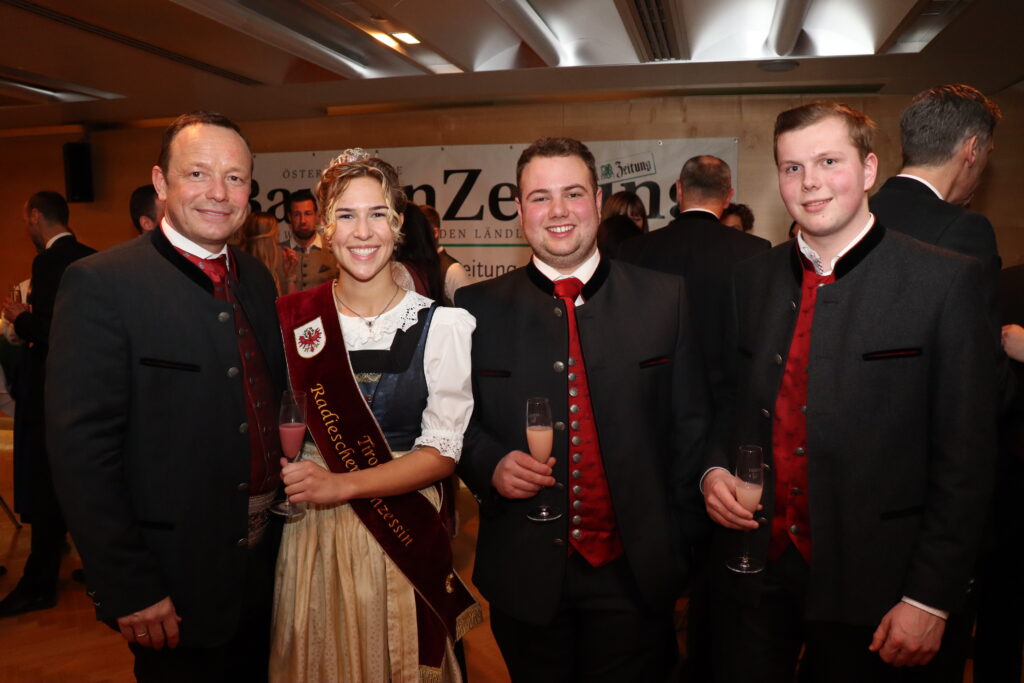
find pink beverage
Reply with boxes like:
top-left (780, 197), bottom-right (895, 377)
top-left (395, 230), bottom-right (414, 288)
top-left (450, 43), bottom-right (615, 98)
top-left (526, 426), bottom-right (553, 463)
top-left (279, 422), bottom-right (307, 460)
top-left (736, 481), bottom-right (763, 512)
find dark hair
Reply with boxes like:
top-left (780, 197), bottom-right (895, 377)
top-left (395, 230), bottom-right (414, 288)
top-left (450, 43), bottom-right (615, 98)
top-left (516, 137), bottom-right (598, 198)
top-left (420, 204), bottom-right (441, 228)
top-left (900, 84), bottom-right (1002, 167)
top-left (285, 188), bottom-right (317, 217)
top-left (601, 191), bottom-right (648, 232)
top-left (157, 111), bottom-right (251, 173)
top-left (27, 190), bottom-right (69, 226)
top-left (129, 185), bottom-right (159, 233)
top-left (395, 203), bottom-right (444, 302)
top-left (721, 203), bottom-right (754, 232)
top-left (774, 101), bottom-right (876, 163)
top-left (679, 155), bottom-right (731, 201)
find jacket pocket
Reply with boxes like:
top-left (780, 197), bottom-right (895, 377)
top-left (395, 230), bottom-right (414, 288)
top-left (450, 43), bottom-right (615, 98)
top-left (140, 358), bottom-right (201, 372)
top-left (477, 369), bottom-right (511, 378)
top-left (862, 348), bottom-right (923, 362)
top-left (879, 504), bottom-right (925, 521)
top-left (639, 356), bottom-right (671, 368)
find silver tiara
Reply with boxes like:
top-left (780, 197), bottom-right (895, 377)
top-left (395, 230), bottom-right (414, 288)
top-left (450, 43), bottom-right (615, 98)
top-left (329, 148), bottom-right (371, 166)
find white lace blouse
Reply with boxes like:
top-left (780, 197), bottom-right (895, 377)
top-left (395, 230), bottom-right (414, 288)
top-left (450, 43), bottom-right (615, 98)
top-left (338, 290), bottom-right (475, 462)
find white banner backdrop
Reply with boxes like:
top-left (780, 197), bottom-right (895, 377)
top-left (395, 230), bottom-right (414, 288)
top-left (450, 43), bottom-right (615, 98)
top-left (252, 138), bottom-right (738, 283)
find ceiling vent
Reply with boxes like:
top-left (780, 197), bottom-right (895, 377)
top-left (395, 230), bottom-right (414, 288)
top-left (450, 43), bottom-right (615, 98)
top-left (615, 0), bottom-right (689, 62)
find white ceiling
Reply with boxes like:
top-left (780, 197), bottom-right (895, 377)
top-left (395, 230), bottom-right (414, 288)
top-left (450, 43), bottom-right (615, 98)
top-left (0, 0), bottom-right (1019, 132)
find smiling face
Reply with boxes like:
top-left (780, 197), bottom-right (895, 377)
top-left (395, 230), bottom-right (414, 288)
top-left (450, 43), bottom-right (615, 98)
top-left (776, 115), bottom-right (877, 256)
top-left (152, 123), bottom-right (252, 252)
top-left (327, 176), bottom-right (398, 285)
top-left (516, 154), bottom-right (602, 274)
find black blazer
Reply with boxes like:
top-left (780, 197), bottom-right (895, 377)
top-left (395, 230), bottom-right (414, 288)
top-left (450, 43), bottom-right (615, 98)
top-left (46, 229), bottom-right (285, 646)
top-left (618, 211), bottom-right (770, 427)
top-left (712, 225), bottom-right (996, 626)
top-left (456, 258), bottom-right (714, 624)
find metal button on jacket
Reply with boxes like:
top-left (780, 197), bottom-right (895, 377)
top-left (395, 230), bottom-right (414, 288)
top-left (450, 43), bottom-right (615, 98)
top-left (237, 482), bottom-right (249, 492)
top-left (568, 372), bottom-right (577, 381)
top-left (571, 435), bottom-right (581, 446)
top-left (554, 421), bottom-right (566, 431)
top-left (571, 453), bottom-right (581, 463)
top-left (794, 447), bottom-right (805, 456)
top-left (553, 538), bottom-right (565, 546)
top-left (569, 404), bottom-right (580, 414)
top-left (572, 485), bottom-right (583, 495)
top-left (571, 529), bottom-right (582, 540)
top-left (790, 487), bottom-right (801, 495)
top-left (572, 514), bottom-right (583, 525)
top-left (789, 524), bottom-right (800, 535)
top-left (236, 538), bottom-right (248, 548)
top-left (571, 469), bottom-right (582, 479)
top-left (573, 499), bottom-right (583, 510)
top-left (569, 388), bottom-right (579, 397)
top-left (570, 420), bottom-right (580, 430)
top-left (553, 361), bottom-right (566, 372)
top-left (217, 311), bottom-right (231, 323)
top-left (238, 422), bottom-right (248, 434)
top-left (553, 307), bottom-right (563, 317)
top-left (760, 408), bottom-right (770, 418)
top-left (773, 353), bottom-right (783, 365)
top-left (227, 366), bottom-right (240, 378)
top-left (568, 357), bottom-right (576, 366)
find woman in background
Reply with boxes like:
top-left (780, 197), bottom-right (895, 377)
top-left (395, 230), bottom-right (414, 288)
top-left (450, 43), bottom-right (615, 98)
top-left (236, 211), bottom-right (293, 295)
top-left (601, 190), bottom-right (649, 233)
top-left (393, 203), bottom-right (445, 302)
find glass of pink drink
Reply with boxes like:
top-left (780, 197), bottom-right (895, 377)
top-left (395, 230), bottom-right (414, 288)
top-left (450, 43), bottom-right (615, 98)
top-left (727, 445), bottom-right (765, 574)
top-left (525, 397), bottom-right (561, 523)
top-left (272, 389), bottom-right (308, 518)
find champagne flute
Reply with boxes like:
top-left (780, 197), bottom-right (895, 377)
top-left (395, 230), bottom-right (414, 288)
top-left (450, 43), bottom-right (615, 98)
top-left (525, 397), bottom-right (561, 523)
top-left (272, 389), bottom-right (308, 518)
top-left (726, 445), bottom-right (765, 574)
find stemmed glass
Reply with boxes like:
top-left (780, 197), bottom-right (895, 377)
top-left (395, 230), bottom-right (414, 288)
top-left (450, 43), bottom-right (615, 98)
top-left (525, 397), bottom-right (561, 523)
top-left (271, 390), bottom-right (308, 518)
top-left (727, 445), bottom-right (765, 574)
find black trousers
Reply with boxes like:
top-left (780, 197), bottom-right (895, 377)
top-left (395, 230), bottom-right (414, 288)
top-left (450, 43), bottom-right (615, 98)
top-left (15, 434), bottom-right (67, 599)
top-left (711, 544), bottom-right (969, 683)
top-left (490, 553), bottom-right (677, 683)
top-left (129, 524), bottom-right (279, 683)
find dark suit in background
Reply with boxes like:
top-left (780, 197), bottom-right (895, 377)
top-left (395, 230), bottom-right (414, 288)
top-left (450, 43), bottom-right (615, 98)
top-left (3, 233), bottom-right (94, 611)
top-left (457, 258), bottom-right (712, 682)
top-left (47, 227), bottom-right (285, 677)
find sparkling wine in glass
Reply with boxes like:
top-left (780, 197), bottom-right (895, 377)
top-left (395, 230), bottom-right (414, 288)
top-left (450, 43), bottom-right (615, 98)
top-left (525, 397), bottom-right (561, 523)
top-left (727, 445), bottom-right (765, 574)
top-left (272, 389), bottom-right (307, 517)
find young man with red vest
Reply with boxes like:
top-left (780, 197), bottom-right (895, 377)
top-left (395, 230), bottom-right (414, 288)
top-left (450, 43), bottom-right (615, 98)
top-left (703, 102), bottom-right (997, 682)
top-left (456, 137), bottom-right (713, 682)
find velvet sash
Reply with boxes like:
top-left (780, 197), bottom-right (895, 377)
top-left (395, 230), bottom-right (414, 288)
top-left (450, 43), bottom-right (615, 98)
top-left (276, 282), bottom-right (478, 674)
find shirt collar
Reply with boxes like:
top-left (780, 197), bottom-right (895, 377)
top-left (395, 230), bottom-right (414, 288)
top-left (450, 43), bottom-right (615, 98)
top-left (161, 219), bottom-right (229, 262)
top-left (284, 233), bottom-right (324, 252)
top-left (680, 208), bottom-right (719, 218)
top-left (531, 247), bottom-right (601, 286)
top-left (896, 174), bottom-right (944, 200)
top-left (45, 232), bottom-right (73, 250)
top-left (796, 214), bottom-right (875, 276)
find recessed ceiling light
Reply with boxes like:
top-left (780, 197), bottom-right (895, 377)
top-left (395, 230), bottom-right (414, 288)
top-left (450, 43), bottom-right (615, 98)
top-left (759, 60), bottom-right (799, 72)
top-left (372, 33), bottom-right (399, 49)
top-left (393, 32), bottom-right (420, 45)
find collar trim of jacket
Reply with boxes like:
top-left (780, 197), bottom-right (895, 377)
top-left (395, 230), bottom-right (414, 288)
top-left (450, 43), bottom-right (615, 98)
top-left (788, 222), bottom-right (886, 283)
top-left (525, 254), bottom-right (611, 301)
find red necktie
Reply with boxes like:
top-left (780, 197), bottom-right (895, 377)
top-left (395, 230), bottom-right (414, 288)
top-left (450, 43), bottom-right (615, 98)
top-left (552, 277), bottom-right (623, 567)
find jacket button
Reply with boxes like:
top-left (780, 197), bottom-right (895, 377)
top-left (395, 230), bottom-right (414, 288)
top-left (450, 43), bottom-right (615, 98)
top-left (572, 514), bottom-right (582, 525)
top-left (572, 453), bottom-right (581, 463)
top-left (790, 300), bottom-right (797, 311)
top-left (569, 404), bottom-right (580, 414)
top-left (553, 538), bottom-right (565, 546)
top-left (238, 482), bottom-right (249, 492)
top-left (227, 366), bottom-right (240, 378)
top-left (789, 524), bottom-right (800, 535)
top-left (571, 469), bottom-right (582, 479)
top-left (801, 405), bottom-right (807, 414)
top-left (554, 481), bottom-right (565, 490)
top-left (553, 361), bottom-right (565, 372)
top-left (568, 372), bottom-right (577, 381)
top-left (571, 436), bottom-right (581, 446)
top-left (236, 538), bottom-right (249, 548)
top-left (572, 485), bottom-right (583, 495)
top-left (239, 422), bottom-right (248, 434)
top-left (569, 388), bottom-right (579, 397)
top-left (568, 357), bottom-right (576, 366)
top-left (760, 408), bottom-right (770, 418)
top-left (217, 311), bottom-right (231, 323)
top-left (571, 529), bottom-right (582, 540)
top-left (554, 421), bottom-right (566, 431)
top-left (573, 499), bottom-right (582, 510)
top-left (757, 516), bottom-right (768, 525)
top-left (773, 353), bottom-right (783, 365)
top-left (570, 420), bottom-right (580, 430)
top-left (790, 487), bottom-right (801, 495)
top-left (554, 307), bottom-right (563, 317)
top-left (794, 447), bottom-right (805, 456)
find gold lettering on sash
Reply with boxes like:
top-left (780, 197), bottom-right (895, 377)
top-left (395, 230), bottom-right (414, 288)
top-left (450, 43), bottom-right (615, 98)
top-left (369, 497), bottom-right (414, 546)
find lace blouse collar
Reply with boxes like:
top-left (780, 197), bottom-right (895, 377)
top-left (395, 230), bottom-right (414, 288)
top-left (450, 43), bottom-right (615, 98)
top-left (339, 289), bottom-right (432, 347)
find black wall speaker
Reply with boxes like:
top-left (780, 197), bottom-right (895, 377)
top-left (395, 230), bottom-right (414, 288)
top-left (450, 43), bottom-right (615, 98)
top-left (63, 142), bottom-right (94, 203)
